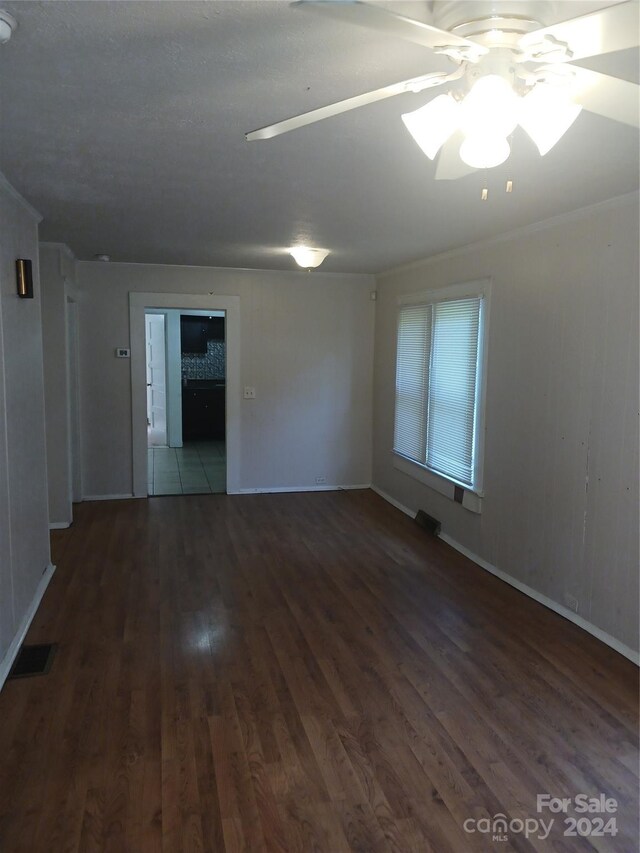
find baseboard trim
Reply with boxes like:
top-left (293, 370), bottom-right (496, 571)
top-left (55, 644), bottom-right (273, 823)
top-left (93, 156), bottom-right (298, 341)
top-left (82, 493), bottom-right (135, 502)
top-left (49, 521), bottom-right (71, 530)
top-left (370, 484), bottom-right (414, 517)
top-left (440, 533), bottom-right (639, 665)
top-left (232, 484), bottom-right (371, 495)
top-left (0, 563), bottom-right (56, 691)
top-left (371, 485), bottom-right (639, 665)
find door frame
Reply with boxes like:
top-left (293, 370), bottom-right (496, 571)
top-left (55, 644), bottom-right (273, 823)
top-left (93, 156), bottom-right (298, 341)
top-left (65, 297), bottom-right (83, 505)
top-left (130, 292), bottom-right (241, 497)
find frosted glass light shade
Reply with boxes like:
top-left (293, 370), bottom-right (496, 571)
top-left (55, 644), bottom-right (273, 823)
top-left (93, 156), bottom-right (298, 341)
top-left (288, 246), bottom-right (330, 268)
top-left (401, 94), bottom-right (460, 160)
top-left (399, 73), bottom-right (581, 172)
top-left (460, 75), bottom-right (519, 138)
top-left (519, 84), bottom-right (583, 155)
top-left (459, 134), bottom-right (511, 169)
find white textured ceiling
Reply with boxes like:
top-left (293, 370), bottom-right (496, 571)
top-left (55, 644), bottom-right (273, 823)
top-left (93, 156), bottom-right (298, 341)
top-left (0, 1), bottom-right (638, 273)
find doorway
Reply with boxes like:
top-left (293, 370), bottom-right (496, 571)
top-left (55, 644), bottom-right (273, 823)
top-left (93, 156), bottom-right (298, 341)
top-left (136, 293), bottom-right (241, 497)
top-left (131, 292), bottom-right (240, 498)
top-left (66, 298), bottom-right (82, 505)
top-left (178, 312), bottom-right (226, 493)
top-left (141, 302), bottom-right (233, 497)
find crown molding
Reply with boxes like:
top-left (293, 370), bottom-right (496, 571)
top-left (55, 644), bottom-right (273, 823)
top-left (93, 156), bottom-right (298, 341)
top-left (75, 258), bottom-right (374, 282)
top-left (378, 191), bottom-right (640, 279)
top-left (39, 241), bottom-right (76, 261)
top-left (0, 171), bottom-right (42, 223)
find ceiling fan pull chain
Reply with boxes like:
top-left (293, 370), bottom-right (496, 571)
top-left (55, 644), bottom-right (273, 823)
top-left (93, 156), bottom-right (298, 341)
top-left (480, 167), bottom-right (489, 201)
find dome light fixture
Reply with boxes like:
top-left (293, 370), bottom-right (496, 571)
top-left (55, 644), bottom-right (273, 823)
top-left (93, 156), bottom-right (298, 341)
top-left (0, 10), bottom-right (16, 45)
top-left (288, 246), bottom-right (330, 269)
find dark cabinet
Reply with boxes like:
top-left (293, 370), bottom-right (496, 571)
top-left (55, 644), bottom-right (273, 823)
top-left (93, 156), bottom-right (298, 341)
top-left (181, 317), bottom-right (207, 353)
top-left (208, 317), bottom-right (224, 342)
top-left (182, 386), bottom-right (225, 441)
top-left (180, 316), bottom-right (225, 354)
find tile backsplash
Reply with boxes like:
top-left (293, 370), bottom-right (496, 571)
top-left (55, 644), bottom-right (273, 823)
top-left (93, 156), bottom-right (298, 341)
top-left (182, 340), bottom-right (226, 380)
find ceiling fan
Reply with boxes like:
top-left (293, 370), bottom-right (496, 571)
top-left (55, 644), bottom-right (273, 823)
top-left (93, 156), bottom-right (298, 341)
top-left (245, 1), bottom-right (639, 179)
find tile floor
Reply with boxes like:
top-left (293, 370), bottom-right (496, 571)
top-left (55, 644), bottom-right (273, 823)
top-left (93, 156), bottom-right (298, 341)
top-left (147, 441), bottom-right (226, 495)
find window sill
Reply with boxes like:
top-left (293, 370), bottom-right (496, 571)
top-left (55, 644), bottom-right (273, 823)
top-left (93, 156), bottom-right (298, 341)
top-left (392, 452), bottom-right (483, 514)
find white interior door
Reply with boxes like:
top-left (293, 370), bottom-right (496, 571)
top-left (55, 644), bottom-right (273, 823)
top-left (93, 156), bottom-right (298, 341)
top-left (145, 314), bottom-right (167, 445)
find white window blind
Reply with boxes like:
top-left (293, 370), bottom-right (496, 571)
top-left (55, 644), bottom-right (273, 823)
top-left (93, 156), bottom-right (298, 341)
top-left (394, 304), bottom-right (432, 461)
top-left (394, 294), bottom-right (483, 489)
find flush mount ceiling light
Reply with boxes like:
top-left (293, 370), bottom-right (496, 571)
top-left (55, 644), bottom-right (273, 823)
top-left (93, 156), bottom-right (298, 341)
top-left (288, 246), bottom-right (330, 269)
top-left (246, 1), bottom-right (639, 182)
top-left (0, 10), bottom-right (16, 45)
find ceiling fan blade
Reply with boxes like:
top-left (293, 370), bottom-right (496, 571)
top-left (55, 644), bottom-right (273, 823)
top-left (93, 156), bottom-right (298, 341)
top-left (246, 73), bottom-right (449, 141)
top-left (435, 134), bottom-right (476, 180)
top-left (293, 0), bottom-right (487, 57)
top-left (519, 1), bottom-right (639, 63)
top-left (563, 64), bottom-right (640, 127)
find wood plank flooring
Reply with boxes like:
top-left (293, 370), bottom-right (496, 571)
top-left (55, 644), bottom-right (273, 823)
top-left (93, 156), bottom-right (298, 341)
top-left (0, 489), bottom-right (637, 852)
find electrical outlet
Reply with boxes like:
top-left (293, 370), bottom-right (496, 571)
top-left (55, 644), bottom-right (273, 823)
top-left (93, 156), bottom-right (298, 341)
top-left (115, 347), bottom-right (130, 358)
top-left (243, 386), bottom-right (256, 399)
top-left (315, 476), bottom-right (326, 484)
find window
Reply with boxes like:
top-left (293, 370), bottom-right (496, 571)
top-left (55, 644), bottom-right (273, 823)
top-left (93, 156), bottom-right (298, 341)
top-left (394, 280), bottom-right (489, 495)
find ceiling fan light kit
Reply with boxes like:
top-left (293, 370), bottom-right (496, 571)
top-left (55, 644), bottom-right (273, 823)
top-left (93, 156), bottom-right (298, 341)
top-left (246, 1), bottom-right (638, 184)
top-left (401, 93), bottom-right (460, 160)
top-left (403, 66), bottom-right (583, 169)
top-left (518, 83), bottom-right (583, 155)
top-left (460, 133), bottom-right (511, 169)
top-left (288, 246), bottom-right (330, 269)
top-left (459, 73), bottom-right (520, 138)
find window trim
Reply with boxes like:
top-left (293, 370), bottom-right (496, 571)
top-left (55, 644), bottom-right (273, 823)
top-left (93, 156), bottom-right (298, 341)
top-left (394, 278), bottom-right (491, 504)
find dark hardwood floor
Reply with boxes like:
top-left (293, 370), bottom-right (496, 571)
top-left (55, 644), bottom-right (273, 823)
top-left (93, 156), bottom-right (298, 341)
top-left (0, 490), bottom-right (637, 852)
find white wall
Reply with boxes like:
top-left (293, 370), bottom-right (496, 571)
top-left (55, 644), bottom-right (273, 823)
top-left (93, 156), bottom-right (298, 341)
top-left (0, 176), bottom-right (53, 680)
top-left (76, 262), bottom-right (375, 496)
top-left (39, 243), bottom-right (77, 526)
top-left (373, 193), bottom-right (639, 654)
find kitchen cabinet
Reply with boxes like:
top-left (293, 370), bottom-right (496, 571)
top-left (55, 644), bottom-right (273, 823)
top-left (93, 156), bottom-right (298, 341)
top-left (180, 316), bottom-right (225, 354)
top-left (182, 383), bottom-right (225, 440)
top-left (207, 317), bottom-right (225, 342)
